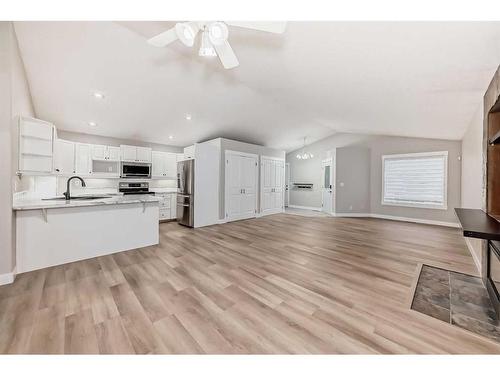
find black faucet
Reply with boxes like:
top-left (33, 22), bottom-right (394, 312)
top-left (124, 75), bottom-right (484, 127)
top-left (64, 176), bottom-right (86, 200)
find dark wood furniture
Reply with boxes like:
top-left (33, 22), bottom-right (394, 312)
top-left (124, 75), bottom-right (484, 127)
top-left (455, 210), bottom-right (500, 319)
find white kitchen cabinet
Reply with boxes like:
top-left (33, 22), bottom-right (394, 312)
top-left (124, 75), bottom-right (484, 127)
top-left (91, 144), bottom-right (106, 160)
top-left (225, 151), bottom-right (258, 221)
top-left (18, 116), bottom-right (54, 174)
top-left (75, 143), bottom-right (92, 176)
top-left (107, 146), bottom-right (121, 161)
top-left (120, 145), bottom-right (152, 163)
top-left (91, 144), bottom-right (121, 161)
top-left (156, 193), bottom-right (177, 221)
top-left (120, 145), bottom-right (137, 162)
top-left (152, 151), bottom-right (178, 178)
top-left (170, 193), bottom-right (177, 219)
top-left (136, 146), bottom-right (152, 162)
top-left (260, 157), bottom-right (285, 215)
top-left (53, 139), bottom-right (75, 175)
top-left (183, 145), bottom-right (195, 160)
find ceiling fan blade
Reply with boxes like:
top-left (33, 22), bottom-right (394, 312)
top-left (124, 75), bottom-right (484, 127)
top-left (214, 40), bottom-right (239, 69)
top-left (147, 28), bottom-right (178, 47)
top-left (225, 21), bottom-right (287, 34)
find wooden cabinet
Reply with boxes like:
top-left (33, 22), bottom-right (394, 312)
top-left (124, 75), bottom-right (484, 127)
top-left (152, 151), bottom-right (178, 178)
top-left (120, 145), bottom-right (152, 163)
top-left (53, 139), bottom-right (75, 175)
top-left (75, 143), bottom-right (92, 176)
top-left (18, 116), bottom-right (54, 174)
top-left (225, 151), bottom-right (258, 221)
top-left (260, 157), bottom-right (285, 215)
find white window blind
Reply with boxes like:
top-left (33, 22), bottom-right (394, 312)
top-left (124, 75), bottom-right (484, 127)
top-left (382, 151), bottom-right (448, 209)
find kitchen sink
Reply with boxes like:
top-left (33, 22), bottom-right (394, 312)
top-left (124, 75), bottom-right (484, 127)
top-left (42, 196), bottom-right (113, 201)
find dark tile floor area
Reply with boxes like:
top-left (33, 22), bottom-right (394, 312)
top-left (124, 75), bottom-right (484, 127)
top-left (411, 265), bottom-right (500, 343)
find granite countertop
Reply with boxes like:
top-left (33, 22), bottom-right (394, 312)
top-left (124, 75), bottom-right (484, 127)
top-left (13, 194), bottom-right (162, 211)
top-left (149, 188), bottom-right (178, 193)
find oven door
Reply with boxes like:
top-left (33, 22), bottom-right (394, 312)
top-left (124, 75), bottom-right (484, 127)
top-left (121, 163), bottom-right (151, 178)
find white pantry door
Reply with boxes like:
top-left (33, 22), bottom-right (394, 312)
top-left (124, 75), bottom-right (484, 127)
top-left (225, 151), bottom-right (258, 221)
top-left (273, 160), bottom-right (284, 210)
top-left (260, 157), bottom-right (285, 215)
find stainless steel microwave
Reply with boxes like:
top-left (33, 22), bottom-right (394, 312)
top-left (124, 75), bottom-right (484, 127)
top-left (121, 162), bottom-right (151, 178)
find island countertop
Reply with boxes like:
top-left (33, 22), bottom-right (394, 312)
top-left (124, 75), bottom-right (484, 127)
top-left (13, 194), bottom-right (162, 211)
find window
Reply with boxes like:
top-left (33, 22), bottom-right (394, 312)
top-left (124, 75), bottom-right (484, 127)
top-left (382, 151), bottom-right (448, 210)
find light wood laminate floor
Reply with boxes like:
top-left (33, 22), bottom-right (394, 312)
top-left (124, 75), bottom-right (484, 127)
top-left (1, 214), bottom-right (500, 354)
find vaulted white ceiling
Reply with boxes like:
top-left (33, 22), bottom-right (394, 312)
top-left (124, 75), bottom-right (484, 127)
top-left (13, 21), bottom-right (500, 151)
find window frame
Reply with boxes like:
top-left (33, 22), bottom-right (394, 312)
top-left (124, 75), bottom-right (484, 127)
top-left (381, 151), bottom-right (448, 210)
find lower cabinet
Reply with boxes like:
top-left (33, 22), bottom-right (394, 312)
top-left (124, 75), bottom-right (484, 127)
top-left (156, 193), bottom-right (177, 221)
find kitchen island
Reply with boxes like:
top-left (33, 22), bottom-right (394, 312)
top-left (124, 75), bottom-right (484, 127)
top-left (13, 195), bottom-right (161, 273)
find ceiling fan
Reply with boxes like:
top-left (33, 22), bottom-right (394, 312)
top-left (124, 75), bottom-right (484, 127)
top-left (147, 21), bottom-right (287, 69)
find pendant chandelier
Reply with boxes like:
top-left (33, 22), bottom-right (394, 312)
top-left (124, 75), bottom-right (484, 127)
top-left (296, 137), bottom-right (314, 160)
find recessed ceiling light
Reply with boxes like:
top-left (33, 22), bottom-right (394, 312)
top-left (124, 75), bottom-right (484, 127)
top-left (88, 121), bottom-right (97, 127)
top-left (168, 135), bottom-right (174, 140)
top-left (185, 114), bottom-right (192, 120)
top-left (93, 92), bottom-right (105, 99)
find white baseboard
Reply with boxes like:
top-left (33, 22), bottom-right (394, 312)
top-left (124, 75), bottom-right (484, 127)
top-left (331, 212), bottom-right (459, 228)
top-left (465, 237), bottom-right (482, 274)
top-left (0, 267), bottom-right (16, 285)
top-left (288, 205), bottom-right (322, 212)
top-left (333, 212), bottom-right (371, 218)
top-left (370, 213), bottom-right (460, 228)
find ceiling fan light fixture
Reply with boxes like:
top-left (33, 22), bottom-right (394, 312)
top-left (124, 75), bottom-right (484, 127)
top-left (175, 22), bottom-right (199, 47)
top-left (208, 22), bottom-right (229, 45)
top-left (199, 30), bottom-right (217, 57)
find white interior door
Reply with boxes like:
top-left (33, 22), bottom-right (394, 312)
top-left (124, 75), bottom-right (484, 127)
top-left (273, 160), bottom-right (284, 210)
top-left (285, 162), bottom-right (290, 207)
top-left (260, 157), bottom-right (284, 215)
top-left (261, 157), bottom-right (274, 214)
top-left (321, 158), bottom-right (333, 214)
top-left (225, 151), bottom-right (258, 221)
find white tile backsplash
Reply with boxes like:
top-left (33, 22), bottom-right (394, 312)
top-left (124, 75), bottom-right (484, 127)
top-left (15, 175), bottom-right (177, 199)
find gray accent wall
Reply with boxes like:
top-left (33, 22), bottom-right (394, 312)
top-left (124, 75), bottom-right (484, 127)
top-left (286, 132), bottom-right (462, 224)
top-left (335, 147), bottom-right (371, 214)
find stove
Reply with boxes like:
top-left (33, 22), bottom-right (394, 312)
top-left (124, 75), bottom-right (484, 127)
top-left (118, 182), bottom-right (154, 195)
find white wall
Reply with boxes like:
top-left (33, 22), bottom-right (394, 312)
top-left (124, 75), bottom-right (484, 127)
top-left (287, 132), bottom-right (462, 224)
top-left (0, 22), bottom-right (35, 278)
top-left (460, 105), bottom-right (484, 271)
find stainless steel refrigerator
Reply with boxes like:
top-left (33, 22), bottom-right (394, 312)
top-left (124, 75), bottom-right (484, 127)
top-left (176, 159), bottom-right (194, 227)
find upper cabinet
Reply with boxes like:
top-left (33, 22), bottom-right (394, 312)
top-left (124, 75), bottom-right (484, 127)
top-left (53, 139), bottom-right (75, 175)
top-left (18, 116), bottom-right (55, 174)
top-left (75, 143), bottom-right (92, 176)
top-left (120, 145), bottom-right (152, 163)
top-left (152, 151), bottom-right (178, 178)
top-left (91, 144), bottom-right (120, 161)
top-left (183, 145), bottom-right (195, 160)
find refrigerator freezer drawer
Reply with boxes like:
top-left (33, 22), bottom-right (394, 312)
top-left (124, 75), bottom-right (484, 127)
top-left (177, 203), bottom-right (194, 227)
